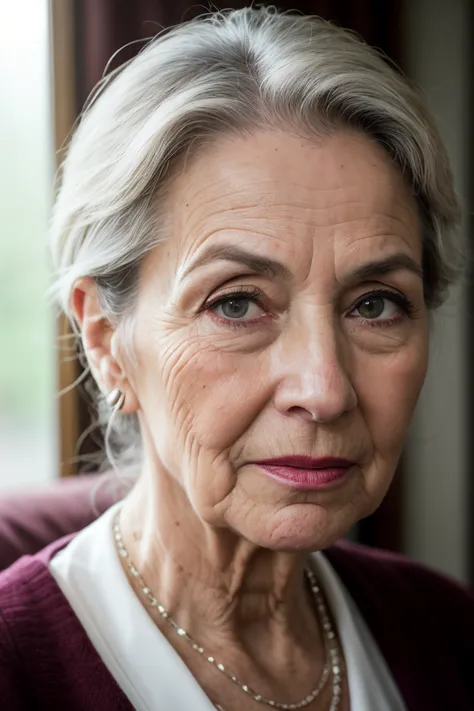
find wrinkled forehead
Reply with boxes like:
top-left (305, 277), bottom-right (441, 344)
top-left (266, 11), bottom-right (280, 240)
top-left (149, 129), bottom-right (422, 286)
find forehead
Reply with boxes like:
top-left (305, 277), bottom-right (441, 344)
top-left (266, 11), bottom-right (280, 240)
top-left (157, 129), bottom-right (422, 278)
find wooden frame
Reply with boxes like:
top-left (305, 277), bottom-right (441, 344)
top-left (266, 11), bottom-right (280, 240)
top-left (51, 0), bottom-right (80, 477)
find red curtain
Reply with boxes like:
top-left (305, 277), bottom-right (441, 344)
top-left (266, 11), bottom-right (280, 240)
top-left (71, 0), bottom-right (404, 553)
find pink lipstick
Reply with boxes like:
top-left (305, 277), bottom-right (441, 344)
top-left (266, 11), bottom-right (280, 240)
top-left (253, 456), bottom-right (356, 490)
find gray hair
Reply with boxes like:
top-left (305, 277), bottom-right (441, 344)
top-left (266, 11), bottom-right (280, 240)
top-left (49, 6), bottom-right (463, 475)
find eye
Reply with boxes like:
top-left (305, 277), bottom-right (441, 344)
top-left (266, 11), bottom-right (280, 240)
top-left (350, 290), bottom-right (413, 323)
top-left (355, 295), bottom-right (397, 320)
top-left (211, 295), bottom-right (265, 321)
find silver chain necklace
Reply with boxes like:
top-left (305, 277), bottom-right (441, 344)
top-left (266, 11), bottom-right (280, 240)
top-left (114, 513), bottom-right (343, 710)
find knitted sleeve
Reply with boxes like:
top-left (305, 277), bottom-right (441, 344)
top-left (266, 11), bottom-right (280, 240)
top-left (0, 562), bottom-right (37, 710)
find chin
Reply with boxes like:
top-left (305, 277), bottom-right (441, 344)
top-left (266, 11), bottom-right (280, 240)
top-left (251, 505), bottom-right (355, 553)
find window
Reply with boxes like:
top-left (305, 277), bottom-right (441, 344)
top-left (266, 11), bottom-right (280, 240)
top-left (0, 0), bottom-right (56, 491)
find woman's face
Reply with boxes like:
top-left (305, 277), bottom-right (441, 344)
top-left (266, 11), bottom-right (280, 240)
top-left (127, 130), bottom-right (428, 551)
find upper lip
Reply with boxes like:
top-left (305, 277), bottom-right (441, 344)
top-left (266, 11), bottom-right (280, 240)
top-left (253, 456), bottom-right (356, 469)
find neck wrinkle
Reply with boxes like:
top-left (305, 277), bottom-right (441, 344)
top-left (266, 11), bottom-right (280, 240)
top-left (118, 472), bottom-right (323, 655)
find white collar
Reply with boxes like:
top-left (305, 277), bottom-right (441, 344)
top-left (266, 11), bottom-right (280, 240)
top-left (49, 503), bottom-right (406, 711)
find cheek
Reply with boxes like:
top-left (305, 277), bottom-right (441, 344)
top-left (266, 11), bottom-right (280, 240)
top-left (355, 336), bottom-right (428, 458)
top-left (136, 323), bottom-right (271, 457)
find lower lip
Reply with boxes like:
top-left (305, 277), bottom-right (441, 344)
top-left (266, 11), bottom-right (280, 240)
top-left (256, 464), bottom-right (354, 490)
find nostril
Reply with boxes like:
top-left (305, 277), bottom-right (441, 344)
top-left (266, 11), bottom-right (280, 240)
top-left (287, 406), bottom-right (316, 422)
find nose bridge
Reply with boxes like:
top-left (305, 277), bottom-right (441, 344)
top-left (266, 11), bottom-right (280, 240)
top-left (273, 305), bottom-right (357, 422)
top-left (300, 307), bottom-right (346, 384)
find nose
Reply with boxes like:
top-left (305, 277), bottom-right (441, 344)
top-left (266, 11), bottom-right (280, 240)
top-left (272, 314), bottom-right (357, 424)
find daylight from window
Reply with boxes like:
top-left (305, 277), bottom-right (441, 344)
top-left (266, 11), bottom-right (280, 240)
top-left (0, 0), bottom-right (56, 491)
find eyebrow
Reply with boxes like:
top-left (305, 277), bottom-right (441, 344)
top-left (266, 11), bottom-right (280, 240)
top-left (346, 253), bottom-right (423, 284)
top-left (181, 245), bottom-right (292, 280)
top-left (180, 245), bottom-right (422, 283)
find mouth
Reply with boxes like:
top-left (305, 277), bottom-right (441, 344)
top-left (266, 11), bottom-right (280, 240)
top-left (252, 456), bottom-right (357, 490)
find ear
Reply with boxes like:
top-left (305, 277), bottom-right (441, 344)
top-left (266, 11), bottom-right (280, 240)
top-left (71, 277), bottom-right (139, 414)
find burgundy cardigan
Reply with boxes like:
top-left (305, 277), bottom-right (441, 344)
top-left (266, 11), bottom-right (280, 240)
top-left (0, 536), bottom-right (473, 711)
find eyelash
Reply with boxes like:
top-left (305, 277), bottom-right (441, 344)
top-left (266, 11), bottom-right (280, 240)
top-left (349, 288), bottom-right (416, 328)
top-left (203, 287), bottom-right (416, 329)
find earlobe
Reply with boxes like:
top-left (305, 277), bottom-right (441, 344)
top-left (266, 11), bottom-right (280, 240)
top-left (99, 353), bottom-right (140, 415)
top-left (106, 387), bottom-right (126, 411)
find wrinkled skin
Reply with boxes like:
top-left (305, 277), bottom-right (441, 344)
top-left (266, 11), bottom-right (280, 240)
top-left (73, 130), bottom-right (428, 709)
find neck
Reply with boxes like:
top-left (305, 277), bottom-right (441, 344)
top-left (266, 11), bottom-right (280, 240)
top-left (118, 465), bottom-right (322, 659)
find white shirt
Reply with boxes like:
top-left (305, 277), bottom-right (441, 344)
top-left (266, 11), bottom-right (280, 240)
top-left (49, 504), bottom-right (407, 711)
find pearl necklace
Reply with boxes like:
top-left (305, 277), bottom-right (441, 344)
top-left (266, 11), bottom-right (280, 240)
top-left (114, 513), bottom-right (343, 710)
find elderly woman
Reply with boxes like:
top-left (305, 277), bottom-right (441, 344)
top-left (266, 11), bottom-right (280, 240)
top-left (1, 7), bottom-right (473, 711)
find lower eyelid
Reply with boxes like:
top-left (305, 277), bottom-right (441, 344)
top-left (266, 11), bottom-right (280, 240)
top-left (206, 310), bottom-right (275, 332)
top-left (360, 314), bottom-right (405, 328)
